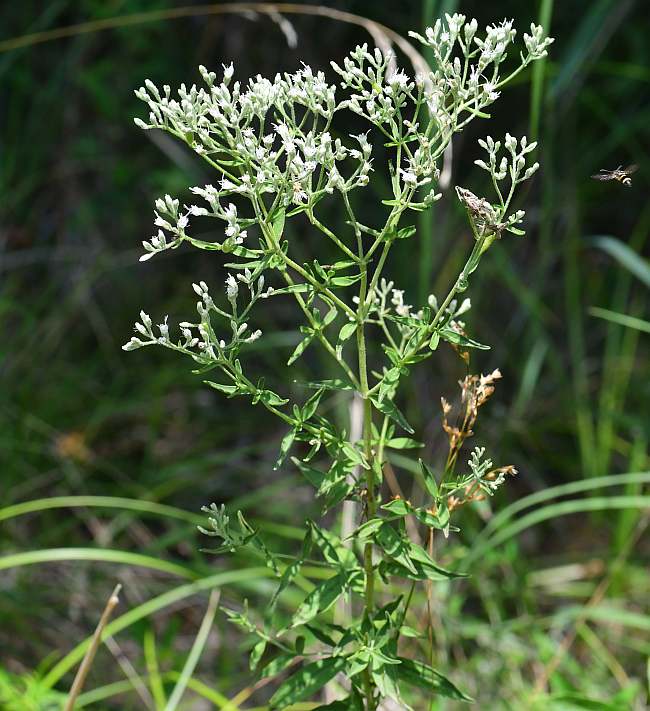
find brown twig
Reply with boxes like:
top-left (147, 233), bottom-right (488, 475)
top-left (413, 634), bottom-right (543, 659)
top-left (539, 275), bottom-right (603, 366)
top-left (63, 583), bottom-right (122, 711)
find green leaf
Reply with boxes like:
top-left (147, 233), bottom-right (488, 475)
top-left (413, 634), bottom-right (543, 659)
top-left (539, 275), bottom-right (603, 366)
top-left (272, 209), bottom-right (286, 240)
top-left (301, 388), bottom-right (324, 421)
top-left (272, 283), bottom-right (312, 296)
top-left (592, 235), bottom-right (650, 288)
top-left (269, 657), bottom-right (348, 709)
top-left (385, 437), bottom-right (424, 450)
top-left (438, 326), bottom-right (490, 350)
top-left (377, 367), bottom-right (402, 403)
top-left (309, 522), bottom-right (357, 569)
top-left (311, 693), bottom-right (364, 711)
top-left (589, 307), bottom-right (650, 334)
top-left (420, 460), bottom-right (438, 499)
top-left (303, 378), bottom-right (355, 391)
top-left (249, 640), bottom-right (266, 671)
top-left (371, 397), bottom-right (414, 434)
top-left (288, 334), bottom-right (314, 366)
top-left (319, 477), bottom-right (355, 513)
top-left (269, 528), bottom-right (312, 611)
top-left (338, 322), bottom-right (357, 343)
top-left (204, 381), bottom-right (241, 397)
top-left (394, 658), bottom-right (472, 701)
top-left (290, 571), bottom-right (357, 628)
top-left (379, 557), bottom-right (463, 582)
top-left (428, 332), bottom-right (440, 351)
top-left (260, 652), bottom-right (296, 679)
top-left (275, 429), bottom-right (296, 469)
top-left (293, 459), bottom-right (326, 489)
top-left (259, 389), bottom-right (289, 407)
top-left (395, 225), bottom-right (417, 239)
top-left (331, 274), bottom-right (362, 287)
top-left (373, 522), bottom-right (417, 574)
top-left (380, 498), bottom-right (410, 517)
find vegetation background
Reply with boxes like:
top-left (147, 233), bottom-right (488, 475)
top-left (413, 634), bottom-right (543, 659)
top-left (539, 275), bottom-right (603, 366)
top-left (1, 1), bottom-right (649, 709)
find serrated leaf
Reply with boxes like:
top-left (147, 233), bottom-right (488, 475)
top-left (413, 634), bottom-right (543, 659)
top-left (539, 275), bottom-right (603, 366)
top-left (269, 657), bottom-right (348, 709)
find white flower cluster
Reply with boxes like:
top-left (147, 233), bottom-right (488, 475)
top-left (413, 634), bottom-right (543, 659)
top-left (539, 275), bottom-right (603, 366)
top-left (331, 46), bottom-right (415, 130)
top-left (456, 132), bottom-right (540, 240)
top-left (123, 269), bottom-right (266, 358)
top-left (468, 446), bottom-right (504, 494)
top-left (134, 63), bottom-right (381, 261)
top-left (475, 134), bottom-right (539, 187)
top-left (409, 16), bottom-right (551, 138)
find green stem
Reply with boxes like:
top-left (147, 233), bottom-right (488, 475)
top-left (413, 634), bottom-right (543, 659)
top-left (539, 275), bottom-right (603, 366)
top-left (356, 227), bottom-right (377, 711)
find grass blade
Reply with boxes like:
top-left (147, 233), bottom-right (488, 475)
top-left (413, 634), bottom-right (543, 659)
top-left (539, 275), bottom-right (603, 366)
top-left (163, 589), bottom-right (221, 711)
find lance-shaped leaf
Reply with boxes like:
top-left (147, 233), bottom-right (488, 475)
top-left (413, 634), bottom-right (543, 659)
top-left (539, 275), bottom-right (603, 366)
top-left (259, 651), bottom-right (296, 679)
top-left (303, 378), bottom-right (355, 392)
top-left (249, 639), bottom-right (267, 671)
top-left (269, 527), bottom-right (313, 612)
top-left (289, 570), bottom-right (359, 629)
top-left (371, 396), bottom-right (414, 434)
top-left (275, 428), bottom-right (297, 469)
top-left (394, 658), bottom-right (472, 701)
top-left (437, 326), bottom-right (490, 350)
top-left (311, 691), bottom-right (365, 711)
top-left (269, 656), bottom-right (348, 709)
top-left (381, 497), bottom-right (448, 530)
top-left (204, 381), bottom-right (244, 397)
top-left (385, 437), bottom-right (424, 450)
top-left (309, 522), bottom-right (358, 569)
top-left (288, 331), bottom-right (315, 366)
top-left (372, 521), bottom-right (418, 574)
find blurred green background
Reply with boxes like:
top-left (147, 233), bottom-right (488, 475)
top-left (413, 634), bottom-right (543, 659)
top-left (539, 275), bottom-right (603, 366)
top-left (1, 1), bottom-right (649, 709)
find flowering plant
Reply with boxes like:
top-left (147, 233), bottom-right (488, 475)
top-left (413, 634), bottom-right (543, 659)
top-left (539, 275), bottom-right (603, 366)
top-left (124, 14), bottom-right (552, 709)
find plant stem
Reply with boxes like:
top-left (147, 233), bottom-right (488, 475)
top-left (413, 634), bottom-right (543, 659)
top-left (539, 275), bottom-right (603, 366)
top-left (356, 229), bottom-right (377, 711)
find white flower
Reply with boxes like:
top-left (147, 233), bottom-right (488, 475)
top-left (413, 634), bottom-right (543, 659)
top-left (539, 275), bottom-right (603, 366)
top-left (225, 274), bottom-right (238, 302)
